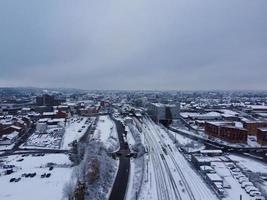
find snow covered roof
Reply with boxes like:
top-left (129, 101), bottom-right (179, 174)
top-left (200, 150), bottom-right (223, 154)
top-left (200, 165), bottom-right (214, 171)
top-left (258, 127), bottom-right (267, 132)
top-left (151, 103), bottom-right (176, 108)
top-left (248, 105), bottom-right (267, 110)
top-left (181, 112), bottom-right (222, 119)
top-left (22, 107), bottom-right (31, 111)
top-left (1, 131), bottom-right (19, 140)
top-left (43, 112), bottom-right (56, 116)
top-left (206, 173), bottom-right (223, 182)
top-left (10, 125), bottom-right (22, 130)
top-left (48, 118), bottom-right (65, 123)
top-left (38, 118), bottom-right (49, 122)
top-left (219, 109), bottom-right (239, 116)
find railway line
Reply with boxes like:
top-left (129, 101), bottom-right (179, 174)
top-left (142, 117), bottom-right (218, 200)
top-left (142, 117), bottom-right (195, 200)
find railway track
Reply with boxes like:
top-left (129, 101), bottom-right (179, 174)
top-left (145, 117), bottom-right (218, 200)
top-left (145, 117), bottom-right (196, 200)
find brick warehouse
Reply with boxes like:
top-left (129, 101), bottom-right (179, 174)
top-left (257, 128), bottom-right (267, 145)
top-left (243, 120), bottom-right (267, 135)
top-left (205, 122), bottom-right (248, 143)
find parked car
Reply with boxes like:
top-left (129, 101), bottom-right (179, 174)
top-left (242, 182), bottom-right (253, 188)
top-left (249, 191), bottom-right (261, 197)
top-left (253, 196), bottom-right (265, 200)
top-left (9, 178), bottom-right (16, 182)
top-left (238, 178), bottom-right (249, 184)
top-left (245, 186), bottom-right (259, 193)
top-left (14, 178), bottom-right (21, 182)
top-left (30, 173), bottom-right (36, 178)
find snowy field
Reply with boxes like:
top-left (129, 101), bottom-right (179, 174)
top-left (62, 117), bottom-right (93, 149)
top-left (0, 154), bottom-right (72, 200)
top-left (93, 115), bottom-right (119, 152)
top-left (125, 120), bottom-right (145, 200)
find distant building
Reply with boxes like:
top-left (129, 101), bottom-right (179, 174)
top-left (180, 112), bottom-right (222, 120)
top-left (205, 121), bottom-right (248, 143)
top-left (36, 94), bottom-right (65, 106)
top-left (247, 105), bottom-right (267, 113)
top-left (79, 106), bottom-right (99, 116)
top-left (257, 128), bottom-right (267, 145)
top-left (148, 103), bottom-right (179, 125)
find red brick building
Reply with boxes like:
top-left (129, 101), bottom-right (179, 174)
top-left (205, 122), bottom-right (248, 143)
top-left (243, 121), bottom-right (267, 135)
top-left (257, 128), bottom-right (267, 145)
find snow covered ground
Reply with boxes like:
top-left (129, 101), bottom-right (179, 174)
top-left (0, 154), bottom-right (72, 200)
top-left (0, 143), bottom-right (15, 151)
top-left (61, 117), bottom-right (93, 149)
top-left (166, 128), bottom-right (205, 153)
top-left (228, 154), bottom-right (267, 174)
top-left (125, 120), bottom-right (145, 200)
top-left (93, 115), bottom-right (119, 152)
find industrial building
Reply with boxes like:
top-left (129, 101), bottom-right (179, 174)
top-left (257, 128), bottom-right (267, 145)
top-left (242, 120), bottom-right (267, 135)
top-left (148, 103), bottom-right (179, 126)
top-left (205, 121), bottom-right (248, 143)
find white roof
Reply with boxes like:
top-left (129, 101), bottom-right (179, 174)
top-left (2, 131), bottom-right (19, 140)
top-left (200, 150), bottom-right (223, 154)
top-left (206, 173), bottom-right (223, 182)
top-left (43, 112), bottom-right (56, 116)
top-left (200, 165), bottom-right (214, 171)
top-left (258, 127), bottom-right (267, 132)
top-left (10, 125), bottom-right (22, 130)
top-left (248, 105), bottom-right (267, 110)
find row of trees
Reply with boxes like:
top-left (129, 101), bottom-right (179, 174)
top-left (64, 137), bottom-right (118, 200)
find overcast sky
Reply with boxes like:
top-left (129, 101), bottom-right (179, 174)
top-left (0, 0), bottom-right (266, 90)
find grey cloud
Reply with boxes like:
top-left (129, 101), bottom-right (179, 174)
top-left (0, 0), bottom-right (266, 90)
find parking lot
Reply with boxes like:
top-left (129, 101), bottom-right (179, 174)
top-left (0, 153), bottom-right (72, 200)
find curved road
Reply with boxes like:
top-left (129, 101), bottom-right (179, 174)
top-left (109, 117), bottom-right (130, 200)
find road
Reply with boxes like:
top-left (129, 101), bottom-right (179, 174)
top-left (109, 117), bottom-right (130, 200)
top-left (170, 127), bottom-right (267, 163)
